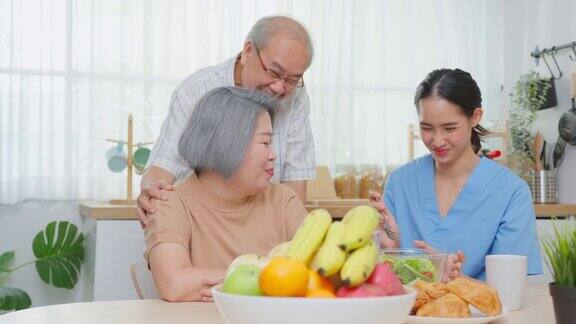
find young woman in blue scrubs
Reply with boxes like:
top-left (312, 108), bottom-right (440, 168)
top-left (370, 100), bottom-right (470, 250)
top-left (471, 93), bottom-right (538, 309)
top-left (372, 68), bottom-right (542, 280)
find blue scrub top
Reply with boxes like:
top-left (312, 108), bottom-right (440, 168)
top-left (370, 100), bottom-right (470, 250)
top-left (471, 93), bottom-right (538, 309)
top-left (383, 155), bottom-right (542, 280)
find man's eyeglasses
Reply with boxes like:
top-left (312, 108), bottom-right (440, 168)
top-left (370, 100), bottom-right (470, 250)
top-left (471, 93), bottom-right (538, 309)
top-left (254, 45), bottom-right (305, 88)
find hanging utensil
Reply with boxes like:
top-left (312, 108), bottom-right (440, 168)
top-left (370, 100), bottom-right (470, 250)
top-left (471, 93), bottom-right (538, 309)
top-left (553, 137), bottom-right (567, 170)
top-left (558, 73), bottom-right (576, 145)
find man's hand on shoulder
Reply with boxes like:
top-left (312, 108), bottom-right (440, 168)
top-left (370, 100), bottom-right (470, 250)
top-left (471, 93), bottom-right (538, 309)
top-left (137, 166), bottom-right (176, 228)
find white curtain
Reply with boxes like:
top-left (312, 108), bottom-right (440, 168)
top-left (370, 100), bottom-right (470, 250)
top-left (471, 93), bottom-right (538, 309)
top-left (0, 0), bottom-right (504, 204)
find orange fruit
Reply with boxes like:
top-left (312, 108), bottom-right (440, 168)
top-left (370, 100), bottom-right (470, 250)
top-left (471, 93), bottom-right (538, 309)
top-left (259, 257), bottom-right (309, 297)
top-left (307, 270), bottom-right (335, 293)
top-left (306, 289), bottom-right (336, 298)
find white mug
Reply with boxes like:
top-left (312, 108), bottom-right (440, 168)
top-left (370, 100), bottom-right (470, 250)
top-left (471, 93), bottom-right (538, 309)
top-left (485, 254), bottom-right (528, 311)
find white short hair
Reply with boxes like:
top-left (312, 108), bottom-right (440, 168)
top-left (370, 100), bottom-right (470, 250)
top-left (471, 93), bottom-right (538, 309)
top-left (178, 87), bottom-right (279, 178)
top-left (246, 15), bottom-right (313, 67)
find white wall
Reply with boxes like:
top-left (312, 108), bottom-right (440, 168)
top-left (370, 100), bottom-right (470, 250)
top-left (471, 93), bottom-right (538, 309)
top-left (0, 202), bottom-right (92, 308)
top-left (502, 0), bottom-right (576, 203)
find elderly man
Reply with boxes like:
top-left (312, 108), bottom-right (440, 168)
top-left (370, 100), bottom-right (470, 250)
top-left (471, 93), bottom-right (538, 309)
top-left (137, 15), bottom-right (315, 226)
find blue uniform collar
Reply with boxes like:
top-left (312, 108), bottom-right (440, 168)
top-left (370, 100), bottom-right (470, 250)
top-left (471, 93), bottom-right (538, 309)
top-left (416, 154), bottom-right (495, 231)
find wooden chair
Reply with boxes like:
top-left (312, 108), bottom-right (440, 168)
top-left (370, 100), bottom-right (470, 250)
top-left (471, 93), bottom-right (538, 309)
top-left (130, 261), bottom-right (160, 299)
top-left (407, 121), bottom-right (509, 165)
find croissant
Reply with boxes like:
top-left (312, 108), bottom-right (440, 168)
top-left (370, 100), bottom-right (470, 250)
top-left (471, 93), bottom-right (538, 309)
top-left (416, 293), bottom-right (471, 318)
top-left (447, 277), bottom-right (502, 316)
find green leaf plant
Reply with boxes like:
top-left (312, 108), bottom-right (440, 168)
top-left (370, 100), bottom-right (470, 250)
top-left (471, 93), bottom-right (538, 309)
top-left (541, 221), bottom-right (576, 288)
top-left (0, 221), bottom-right (85, 311)
top-left (507, 71), bottom-right (552, 181)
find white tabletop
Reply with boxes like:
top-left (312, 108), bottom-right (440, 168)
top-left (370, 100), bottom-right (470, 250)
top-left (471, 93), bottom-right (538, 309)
top-left (0, 285), bottom-right (553, 324)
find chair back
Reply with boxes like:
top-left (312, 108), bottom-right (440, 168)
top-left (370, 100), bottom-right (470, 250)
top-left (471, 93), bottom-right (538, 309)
top-left (130, 261), bottom-right (159, 299)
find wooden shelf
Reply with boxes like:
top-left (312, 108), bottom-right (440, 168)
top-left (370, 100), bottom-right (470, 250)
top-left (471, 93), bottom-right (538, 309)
top-left (306, 200), bottom-right (576, 219)
top-left (79, 200), bottom-right (576, 220)
top-left (534, 204), bottom-right (576, 217)
top-left (306, 199), bottom-right (367, 218)
top-left (79, 201), bottom-right (138, 220)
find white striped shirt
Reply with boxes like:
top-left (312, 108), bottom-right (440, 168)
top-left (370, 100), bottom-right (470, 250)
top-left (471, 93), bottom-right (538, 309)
top-left (147, 56), bottom-right (316, 183)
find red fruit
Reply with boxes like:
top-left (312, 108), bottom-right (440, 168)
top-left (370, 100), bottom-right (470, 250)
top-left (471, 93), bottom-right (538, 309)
top-left (336, 286), bottom-right (355, 298)
top-left (336, 283), bottom-right (386, 298)
top-left (487, 150), bottom-right (501, 159)
top-left (366, 262), bottom-right (406, 296)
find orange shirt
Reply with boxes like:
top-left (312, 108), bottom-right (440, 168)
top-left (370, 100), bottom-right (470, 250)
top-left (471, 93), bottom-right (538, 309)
top-left (145, 173), bottom-right (306, 268)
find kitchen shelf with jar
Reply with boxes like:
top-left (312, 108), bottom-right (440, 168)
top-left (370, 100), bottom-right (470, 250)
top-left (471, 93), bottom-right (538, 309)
top-left (307, 201), bottom-right (576, 219)
top-left (303, 165), bottom-right (576, 219)
top-left (78, 200), bottom-right (576, 220)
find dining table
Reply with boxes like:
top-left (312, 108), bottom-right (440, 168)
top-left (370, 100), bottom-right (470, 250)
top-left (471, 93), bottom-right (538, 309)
top-left (0, 284), bottom-right (555, 324)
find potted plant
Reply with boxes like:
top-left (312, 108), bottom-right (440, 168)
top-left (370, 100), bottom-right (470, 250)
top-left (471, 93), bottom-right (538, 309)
top-left (540, 77), bottom-right (558, 109)
top-left (508, 71), bottom-right (554, 181)
top-left (0, 221), bottom-right (85, 312)
top-left (541, 222), bottom-right (576, 324)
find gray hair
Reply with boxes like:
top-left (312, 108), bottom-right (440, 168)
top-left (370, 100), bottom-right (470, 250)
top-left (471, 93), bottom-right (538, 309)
top-left (246, 15), bottom-right (314, 68)
top-left (178, 87), bottom-right (279, 178)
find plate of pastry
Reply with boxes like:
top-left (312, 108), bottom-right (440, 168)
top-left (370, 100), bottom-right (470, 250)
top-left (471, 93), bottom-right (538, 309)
top-left (405, 277), bottom-right (509, 324)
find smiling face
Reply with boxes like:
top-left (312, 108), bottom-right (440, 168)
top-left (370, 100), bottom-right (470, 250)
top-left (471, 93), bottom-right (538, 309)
top-left (418, 96), bottom-right (483, 165)
top-left (227, 111), bottom-right (276, 195)
top-left (239, 34), bottom-right (309, 100)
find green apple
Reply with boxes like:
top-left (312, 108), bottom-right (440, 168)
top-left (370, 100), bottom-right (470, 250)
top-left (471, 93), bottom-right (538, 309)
top-left (226, 253), bottom-right (269, 276)
top-left (223, 264), bottom-right (262, 296)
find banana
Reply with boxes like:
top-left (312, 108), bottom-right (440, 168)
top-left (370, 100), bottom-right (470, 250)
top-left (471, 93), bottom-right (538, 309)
top-left (310, 221), bottom-right (347, 276)
top-left (340, 239), bottom-right (378, 287)
top-left (339, 205), bottom-right (380, 252)
top-left (286, 209), bottom-right (333, 265)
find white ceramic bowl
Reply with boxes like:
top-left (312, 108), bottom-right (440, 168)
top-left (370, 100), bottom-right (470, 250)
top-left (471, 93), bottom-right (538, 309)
top-left (212, 284), bottom-right (416, 324)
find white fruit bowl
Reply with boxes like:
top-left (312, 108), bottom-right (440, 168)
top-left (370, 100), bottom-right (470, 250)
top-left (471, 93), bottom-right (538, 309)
top-left (211, 284), bottom-right (416, 324)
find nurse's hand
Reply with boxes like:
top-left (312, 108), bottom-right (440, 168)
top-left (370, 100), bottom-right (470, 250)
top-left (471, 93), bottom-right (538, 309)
top-left (369, 191), bottom-right (400, 248)
top-left (414, 240), bottom-right (465, 283)
top-left (446, 251), bottom-right (465, 281)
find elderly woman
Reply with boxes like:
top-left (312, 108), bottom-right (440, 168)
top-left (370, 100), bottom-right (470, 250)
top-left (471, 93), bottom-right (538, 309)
top-left (145, 87), bottom-right (307, 302)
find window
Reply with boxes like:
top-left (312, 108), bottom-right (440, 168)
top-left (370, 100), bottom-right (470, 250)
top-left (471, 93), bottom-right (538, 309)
top-left (0, 0), bottom-right (503, 204)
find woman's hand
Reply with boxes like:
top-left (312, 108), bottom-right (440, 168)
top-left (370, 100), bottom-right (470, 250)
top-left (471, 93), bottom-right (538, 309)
top-left (414, 240), bottom-right (465, 283)
top-left (199, 277), bottom-right (225, 302)
top-left (369, 191), bottom-right (400, 248)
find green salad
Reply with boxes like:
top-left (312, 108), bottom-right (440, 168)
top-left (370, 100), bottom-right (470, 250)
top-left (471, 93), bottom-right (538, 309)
top-left (379, 254), bottom-right (438, 284)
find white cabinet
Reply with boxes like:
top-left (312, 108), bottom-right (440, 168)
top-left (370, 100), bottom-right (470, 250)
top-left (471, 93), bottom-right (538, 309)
top-left (80, 202), bottom-right (144, 301)
top-left (93, 220), bottom-right (144, 300)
